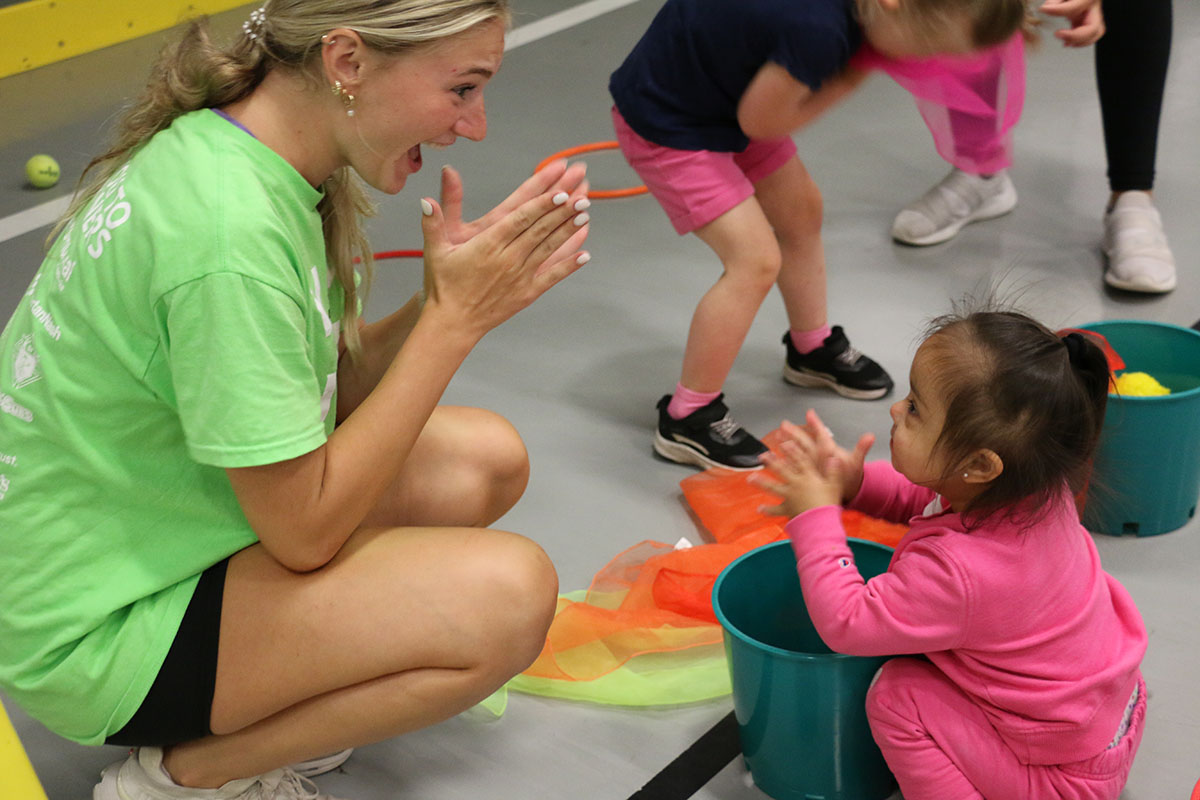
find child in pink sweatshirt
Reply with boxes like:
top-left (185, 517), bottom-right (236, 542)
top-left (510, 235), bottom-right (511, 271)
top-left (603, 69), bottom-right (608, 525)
top-left (752, 308), bottom-right (1147, 800)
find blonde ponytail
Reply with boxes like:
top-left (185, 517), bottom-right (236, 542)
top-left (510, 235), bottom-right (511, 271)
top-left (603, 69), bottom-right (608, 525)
top-left (51, 19), bottom-right (268, 244)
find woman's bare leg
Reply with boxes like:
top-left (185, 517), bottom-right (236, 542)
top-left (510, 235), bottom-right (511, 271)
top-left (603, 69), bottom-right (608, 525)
top-left (161, 405), bottom-right (554, 788)
top-left (360, 405), bottom-right (530, 528)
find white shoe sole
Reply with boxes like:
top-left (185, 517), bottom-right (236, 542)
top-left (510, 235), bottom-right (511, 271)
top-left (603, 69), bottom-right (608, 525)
top-left (652, 431), bottom-right (763, 472)
top-left (892, 186), bottom-right (1018, 247)
top-left (1103, 269), bottom-right (1177, 294)
top-left (293, 748), bottom-right (354, 778)
top-left (1102, 242), bottom-right (1177, 294)
top-left (782, 364), bottom-right (890, 400)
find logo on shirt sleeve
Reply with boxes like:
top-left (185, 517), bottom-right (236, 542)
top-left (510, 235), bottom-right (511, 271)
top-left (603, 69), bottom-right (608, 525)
top-left (12, 335), bottom-right (41, 388)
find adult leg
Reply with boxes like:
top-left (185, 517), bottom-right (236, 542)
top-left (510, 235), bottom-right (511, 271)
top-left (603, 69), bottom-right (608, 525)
top-left (1096, 0), bottom-right (1172, 196)
top-left (160, 407), bottom-right (556, 789)
top-left (1097, 0), bottom-right (1176, 293)
top-left (360, 405), bottom-right (530, 528)
top-left (161, 525), bottom-right (556, 789)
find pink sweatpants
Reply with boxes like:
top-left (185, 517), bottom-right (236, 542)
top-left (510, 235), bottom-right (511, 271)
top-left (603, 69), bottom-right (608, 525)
top-left (866, 658), bottom-right (1146, 800)
top-left (853, 34), bottom-right (1026, 175)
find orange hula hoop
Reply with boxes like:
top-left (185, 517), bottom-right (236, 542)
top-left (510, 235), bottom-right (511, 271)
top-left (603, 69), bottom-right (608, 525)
top-left (536, 141), bottom-right (647, 200)
top-left (362, 142), bottom-right (647, 260)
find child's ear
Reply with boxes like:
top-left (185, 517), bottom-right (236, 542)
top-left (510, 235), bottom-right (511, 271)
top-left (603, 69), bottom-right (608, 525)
top-left (874, 0), bottom-right (902, 12)
top-left (962, 449), bottom-right (1003, 485)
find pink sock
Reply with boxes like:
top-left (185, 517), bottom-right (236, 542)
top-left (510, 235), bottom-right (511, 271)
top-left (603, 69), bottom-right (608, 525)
top-left (667, 383), bottom-right (721, 420)
top-left (790, 324), bottom-right (832, 354)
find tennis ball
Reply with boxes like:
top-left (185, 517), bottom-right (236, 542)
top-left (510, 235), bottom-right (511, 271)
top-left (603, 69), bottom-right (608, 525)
top-left (25, 155), bottom-right (61, 189)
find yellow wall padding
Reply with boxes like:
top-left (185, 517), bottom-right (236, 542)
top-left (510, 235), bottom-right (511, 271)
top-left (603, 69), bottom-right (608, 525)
top-left (0, 0), bottom-right (253, 79)
top-left (0, 702), bottom-right (47, 800)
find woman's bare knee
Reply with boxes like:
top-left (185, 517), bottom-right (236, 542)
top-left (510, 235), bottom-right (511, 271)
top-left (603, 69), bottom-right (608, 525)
top-left (470, 534), bottom-right (558, 675)
top-left (366, 407), bottom-right (530, 527)
top-left (467, 412), bottom-right (530, 523)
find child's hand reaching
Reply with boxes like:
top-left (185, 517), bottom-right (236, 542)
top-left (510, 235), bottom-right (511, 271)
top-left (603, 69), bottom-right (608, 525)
top-left (751, 410), bottom-right (874, 519)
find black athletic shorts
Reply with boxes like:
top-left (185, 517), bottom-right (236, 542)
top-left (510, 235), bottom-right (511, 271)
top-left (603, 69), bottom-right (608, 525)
top-left (104, 558), bottom-right (228, 747)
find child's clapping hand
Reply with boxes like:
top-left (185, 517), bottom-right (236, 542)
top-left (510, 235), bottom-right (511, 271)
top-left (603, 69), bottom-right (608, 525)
top-left (752, 410), bottom-right (875, 519)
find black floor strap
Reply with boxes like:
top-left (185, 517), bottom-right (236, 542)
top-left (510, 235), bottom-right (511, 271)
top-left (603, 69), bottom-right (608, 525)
top-left (626, 711), bottom-right (742, 800)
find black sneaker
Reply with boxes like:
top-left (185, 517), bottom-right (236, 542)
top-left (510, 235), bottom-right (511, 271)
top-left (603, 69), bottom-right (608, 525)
top-left (782, 326), bottom-right (893, 399)
top-left (653, 394), bottom-right (767, 471)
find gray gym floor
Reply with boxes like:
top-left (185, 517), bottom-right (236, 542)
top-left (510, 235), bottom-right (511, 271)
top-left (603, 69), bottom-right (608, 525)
top-left (2, 1), bottom-right (1198, 798)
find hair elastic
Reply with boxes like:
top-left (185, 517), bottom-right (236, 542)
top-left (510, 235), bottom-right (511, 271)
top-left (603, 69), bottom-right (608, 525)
top-left (1061, 332), bottom-right (1087, 365)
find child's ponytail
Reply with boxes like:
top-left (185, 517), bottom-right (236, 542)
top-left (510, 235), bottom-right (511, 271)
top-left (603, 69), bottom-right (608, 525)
top-left (1060, 331), bottom-right (1111, 450)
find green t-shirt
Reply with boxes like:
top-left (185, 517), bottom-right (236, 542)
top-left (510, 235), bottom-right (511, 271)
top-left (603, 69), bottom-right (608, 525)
top-left (0, 109), bottom-right (343, 744)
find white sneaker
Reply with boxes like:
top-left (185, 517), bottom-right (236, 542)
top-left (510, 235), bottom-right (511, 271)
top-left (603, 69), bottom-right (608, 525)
top-left (1103, 191), bottom-right (1177, 293)
top-left (93, 747), bottom-right (348, 800)
top-left (292, 749), bottom-right (352, 778)
top-left (891, 168), bottom-right (1018, 245)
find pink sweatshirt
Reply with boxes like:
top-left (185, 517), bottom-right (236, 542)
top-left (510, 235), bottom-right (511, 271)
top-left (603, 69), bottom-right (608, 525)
top-left (786, 461), bottom-right (1147, 765)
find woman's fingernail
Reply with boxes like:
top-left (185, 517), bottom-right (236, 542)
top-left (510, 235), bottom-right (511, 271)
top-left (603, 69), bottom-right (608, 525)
top-left (552, 192), bottom-right (569, 206)
top-left (576, 252), bottom-right (591, 265)
top-left (574, 198), bottom-right (591, 212)
top-left (573, 212), bottom-right (590, 227)
top-left (421, 199), bottom-right (433, 216)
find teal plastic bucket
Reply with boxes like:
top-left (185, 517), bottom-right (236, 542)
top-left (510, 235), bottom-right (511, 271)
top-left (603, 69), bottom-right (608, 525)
top-left (713, 538), bottom-right (896, 800)
top-left (1079, 320), bottom-right (1200, 536)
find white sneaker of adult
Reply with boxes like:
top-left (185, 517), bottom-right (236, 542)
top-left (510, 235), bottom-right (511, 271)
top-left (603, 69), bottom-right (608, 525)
top-left (891, 168), bottom-right (1018, 246)
top-left (291, 749), bottom-right (353, 779)
top-left (1103, 191), bottom-right (1177, 293)
top-left (93, 747), bottom-right (348, 800)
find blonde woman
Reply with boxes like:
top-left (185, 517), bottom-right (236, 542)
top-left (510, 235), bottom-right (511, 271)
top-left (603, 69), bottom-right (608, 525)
top-left (0, 1), bottom-right (591, 798)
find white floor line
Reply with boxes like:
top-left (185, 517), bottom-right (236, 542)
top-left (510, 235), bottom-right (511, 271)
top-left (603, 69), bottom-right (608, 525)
top-left (504, 0), bottom-right (643, 51)
top-left (0, 0), bottom-right (643, 245)
top-left (0, 194), bottom-right (71, 245)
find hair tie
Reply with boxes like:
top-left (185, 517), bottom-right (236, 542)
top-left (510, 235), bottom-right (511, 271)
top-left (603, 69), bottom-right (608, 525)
top-left (242, 6), bottom-right (267, 41)
top-left (1061, 332), bottom-right (1086, 365)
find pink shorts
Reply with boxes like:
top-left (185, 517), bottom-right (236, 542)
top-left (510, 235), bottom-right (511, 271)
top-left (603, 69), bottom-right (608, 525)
top-left (611, 107), bottom-right (796, 235)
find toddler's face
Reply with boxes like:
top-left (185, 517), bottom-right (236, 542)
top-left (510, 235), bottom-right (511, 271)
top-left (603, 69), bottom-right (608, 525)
top-left (888, 340), bottom-right (955, 491)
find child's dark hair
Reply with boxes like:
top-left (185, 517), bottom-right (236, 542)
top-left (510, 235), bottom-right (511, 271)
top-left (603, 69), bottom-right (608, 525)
top-left (921, 308), bottom-right (1111, 524)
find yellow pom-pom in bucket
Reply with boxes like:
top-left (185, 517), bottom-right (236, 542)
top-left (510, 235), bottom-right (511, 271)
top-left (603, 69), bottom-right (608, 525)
top-left (1114, 371), bottom-right (1171, 397)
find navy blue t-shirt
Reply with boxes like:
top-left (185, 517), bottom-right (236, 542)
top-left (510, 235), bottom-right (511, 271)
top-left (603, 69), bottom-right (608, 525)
top-left (610, 0), bottom-right (862, 152)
